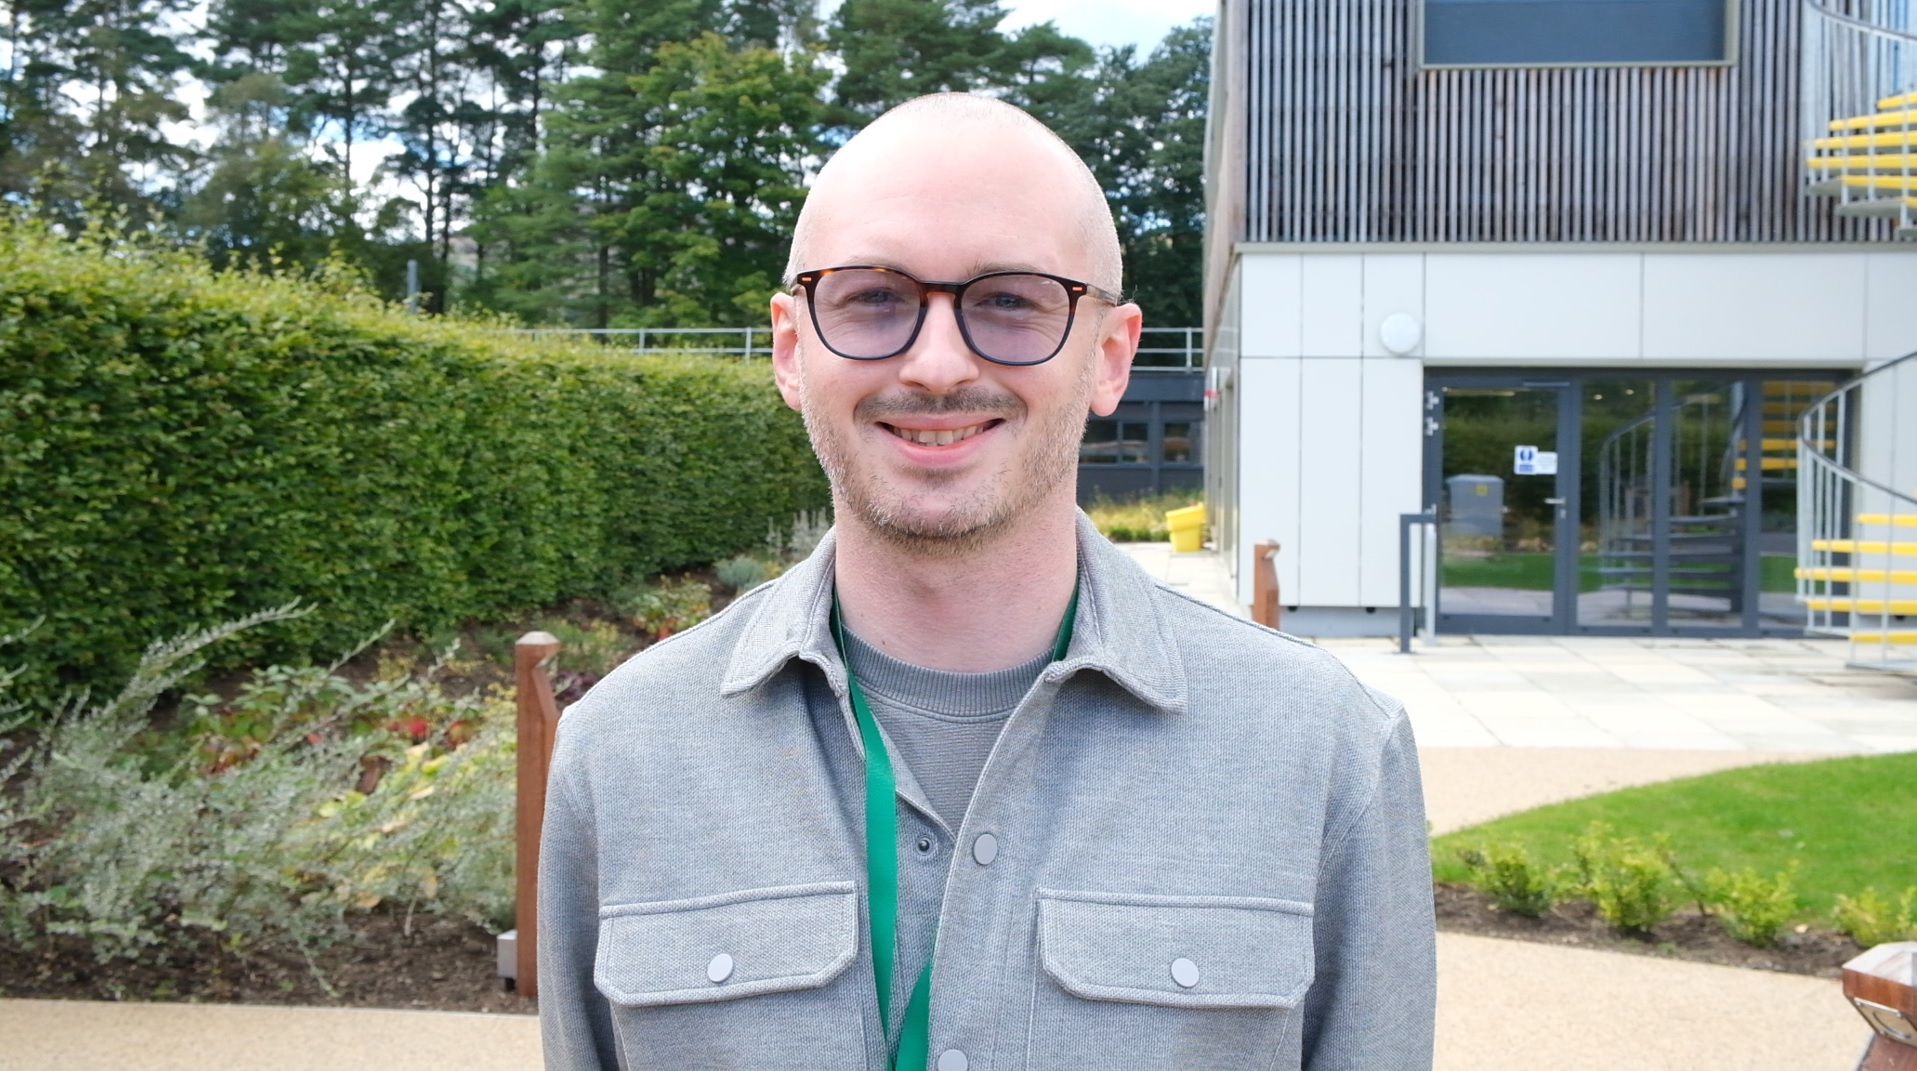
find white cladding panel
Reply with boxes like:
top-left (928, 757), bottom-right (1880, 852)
top-left (1866, 253), bottom-right (1917, 361)
top-left (1296, 359), bottom-right (1365, 606)
top-left (1240, 255), bottom-right (1303, 357)
top-left (1358, 359), bottom-right (1428, 606)
top-left (1424, 254), bottom-right (1641, 360)
top-left (1641, 254), bottom-right (1867, 360)
top-left (1300, 255), bottom-right (1364, 358)
top-left (1226, 248), bottom-right (1908, 611)
top-left (1236, 358), bottom-right (1302, 606)
top-left (1362, 255), bottom-right (1426, 359)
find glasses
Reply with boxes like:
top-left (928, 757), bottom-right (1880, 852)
top-left (790, 266), bottom-right (1121, 366)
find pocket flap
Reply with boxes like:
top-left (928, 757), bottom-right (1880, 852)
top-left (595, 882), bottom-right (859, 1006)
top-left (1036, 890), bottom-right (1315, 1010)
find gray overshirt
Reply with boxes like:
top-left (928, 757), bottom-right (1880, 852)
top-left (538, 514), bottom-right (1437, 1071)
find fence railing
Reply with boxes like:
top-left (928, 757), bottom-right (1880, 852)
top-left (509, 325), bottom-right (1206, 369)
top-left (1798, 349), bottom-right (1917, 671)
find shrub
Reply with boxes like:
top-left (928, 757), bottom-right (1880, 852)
top-left (1458, 843), bottom-right (1561, 917)
top-left (1572, 823), bottom-right (1678, 935)
top-left (714, 555), bottom-right (771, 593)
top-left (1704, 865), bottom-right (1801, 948)
top-left (0, 611), bottom-right (515, 964)
top-left (0, 217), bottom-right (828, 713)
top-left (1834, 887), bottom-right (1917, 947)
top-left (615, 575), bottom-right (713, 639)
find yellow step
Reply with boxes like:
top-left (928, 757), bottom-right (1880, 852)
top-left (1811, 538), bottom-right (1917, 556)
top-left (1849, 631), bottom-right (1917, 645)
top-left (1732, 476), bottom-right (1747, 490)
top-left (1738, 438), bottom-right (1830, 452)
top-left (1764, 380), bottom-right (1836, 394)
top-left (1762, 419), bottom-right (1803, 435)
top-left (1881, 92), bottom-right (1917, 110)
top-left (1812, 131), bottom-right (1917, 151)
top-left (1735, 456), bottom-right (1797, 471)
top-left (1798, 566), bottom-right (1917, 583)
top-left (1807, 153), bottom-right (1917, 172)
top-left (1805, 597), bottom-right (1917, 614)
top-left (1829, 109), bottom-right (1917, 132)
top-left (1857, 513), bottom-right (1917, 528)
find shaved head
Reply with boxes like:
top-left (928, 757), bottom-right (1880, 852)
top-left (787, 94), bottom-right (1123, 293)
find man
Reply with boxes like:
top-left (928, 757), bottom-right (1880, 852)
top-left (539, 94), bottom-right (1436, 1071)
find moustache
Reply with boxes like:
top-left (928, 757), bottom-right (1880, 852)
top-left (855, 388), bottom-right (1023, 422)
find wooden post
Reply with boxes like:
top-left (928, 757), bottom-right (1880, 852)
top-left (514, 630), bottom-right (562, 1000)
top-left (1252, 542), bottom-right (1281, 629)
top-left (1844, 943), bottom-right (1917, 1071)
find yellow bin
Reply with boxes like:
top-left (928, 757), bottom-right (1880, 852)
top-left (1165, 504), bottom-right (1206, 552)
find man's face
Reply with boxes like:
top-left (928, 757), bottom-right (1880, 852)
top-left (771, 124), bottom-right (1137, 553)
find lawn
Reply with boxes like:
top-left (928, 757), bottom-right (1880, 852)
top-left (1430, 752), bottom-right (1917, 916)
top-left (1441, 552), bottom-right (1799, 594)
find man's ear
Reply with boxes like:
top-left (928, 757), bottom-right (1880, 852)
top-left (770, 291), bottom-right (804, 412)
top-left (1088, 302), bottom-right (1142, 417)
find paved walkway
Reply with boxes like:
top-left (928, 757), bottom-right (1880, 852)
top-left (4, 544), bottom-right (1904, 1070)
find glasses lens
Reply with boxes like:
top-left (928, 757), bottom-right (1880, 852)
top-left (811, 268), bottom-right (922, 358)
top-left (959, 273), bottom-right (1073, 364)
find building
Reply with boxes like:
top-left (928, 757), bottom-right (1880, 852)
top-left (1201, 0), bottom-right (1917, 651)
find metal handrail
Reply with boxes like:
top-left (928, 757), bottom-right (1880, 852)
top-left (1806, 0), bottom-right (1917, 43)
top-left (1797, 349), bottom-right (1917, 669)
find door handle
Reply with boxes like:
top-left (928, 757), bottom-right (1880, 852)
top-left (1544, 497), bottom-right (1566, 505)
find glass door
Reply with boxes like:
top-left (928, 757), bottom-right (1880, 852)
top-left (1428, 377), bottom-right (1579, 633)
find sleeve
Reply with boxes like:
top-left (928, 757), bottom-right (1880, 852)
top-left (538, 760), bottom-right (621, 1070)
top-left (1300, 708), bottom-right (1437, 1071)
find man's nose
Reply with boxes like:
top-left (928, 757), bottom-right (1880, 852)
top-left (895, 293), bottom-right (983, 394)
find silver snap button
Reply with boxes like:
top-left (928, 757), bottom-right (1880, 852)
top-left (707, 952), bottom-right (734, 984)
top-left (937, 1049), bottom-right (969, 1071)
top-left (972, 832), bottom-right (999, 866)
top-left (1170, 957), bottom-right (1200, 988)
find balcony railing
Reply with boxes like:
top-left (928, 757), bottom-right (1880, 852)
top-left (1802, 0), bottom-right (1917, 238)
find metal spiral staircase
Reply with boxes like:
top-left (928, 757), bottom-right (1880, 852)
top-left (1797, 352), bottom-right (1917, 671)
top-left (1802, 0), bottom-right (1917, 236)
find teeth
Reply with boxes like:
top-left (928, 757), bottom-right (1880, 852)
top-left (896, 423), bottom-right (986, 446)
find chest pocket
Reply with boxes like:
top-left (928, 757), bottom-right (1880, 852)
top-left (595, 882), bottom-right (867, 1070)
top-left (1028, 889), bottom-right (1315, 1071)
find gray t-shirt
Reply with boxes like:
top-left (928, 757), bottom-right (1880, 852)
top-left (840, 627), bottom-right (1048, 829)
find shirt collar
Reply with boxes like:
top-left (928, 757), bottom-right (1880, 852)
top-left (721, 512), bottom-right (1189, 715)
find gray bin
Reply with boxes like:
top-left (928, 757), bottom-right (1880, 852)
top-left (1446, 474), bottom-right (1504, 539)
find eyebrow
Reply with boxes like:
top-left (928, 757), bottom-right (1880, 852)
top-left (830, 258), bottom-right (1053, 281)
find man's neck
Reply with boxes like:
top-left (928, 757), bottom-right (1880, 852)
top-left (833, 507), bottom-right (1080, 673)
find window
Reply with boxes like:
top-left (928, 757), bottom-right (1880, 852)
top-left (1080, 420), bottom-right (1150, 464)
top-left (1422, 0), bottom-right (1732, 67)
top-left (1163, 422), bottom-right (1198, 464)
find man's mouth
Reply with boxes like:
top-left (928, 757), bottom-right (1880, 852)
top-left (881, 420), bottom-right (1001, 446)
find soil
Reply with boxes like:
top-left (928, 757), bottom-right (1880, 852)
top-left (0, 907), bottom-right (535, 1014)
top-left (1434, 881), bottom-right (1865, 978)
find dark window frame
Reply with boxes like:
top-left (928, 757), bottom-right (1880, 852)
top-left (1416, 0), bottom-right (1740, 70)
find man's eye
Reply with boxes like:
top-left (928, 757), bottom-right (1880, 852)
top-left (971, 289), bottom-right (1037, 312)
top-left (844, 288), bottom-right (907, 308)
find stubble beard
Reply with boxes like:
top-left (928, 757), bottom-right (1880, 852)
top-left (798, 343), bottom-right (1094, 560)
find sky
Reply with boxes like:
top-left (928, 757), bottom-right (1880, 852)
top-left (814, 0), bottom-right (1216, 55)
top-left (993, 0), bottom-right (1216, 53)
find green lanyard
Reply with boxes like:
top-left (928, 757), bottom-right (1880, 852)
top-left (831, 583), bottom-right (1078, 1071)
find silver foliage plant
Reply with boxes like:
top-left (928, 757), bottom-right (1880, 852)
top-left (0, 607), bottom-right (515, 965)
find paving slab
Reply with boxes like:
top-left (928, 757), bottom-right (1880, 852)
top-left (0, 999), bottom-right (540, 1071)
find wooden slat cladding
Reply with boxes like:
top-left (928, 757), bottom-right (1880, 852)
top-left (1239, 0), bottom-right (1894, 242)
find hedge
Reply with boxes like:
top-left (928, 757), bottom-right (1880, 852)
top-left (0, 219), bottom-right (829, 710)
